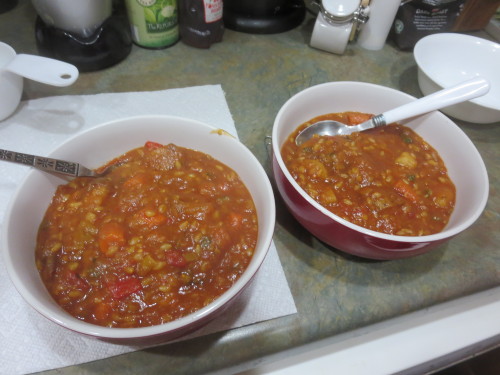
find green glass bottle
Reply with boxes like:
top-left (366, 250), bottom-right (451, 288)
top-left (125, 0), bottom-right (179, 49)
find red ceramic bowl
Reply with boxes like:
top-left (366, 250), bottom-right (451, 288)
top-left (272, 82), bottom-right (489, 260)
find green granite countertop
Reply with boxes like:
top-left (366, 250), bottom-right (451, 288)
top-left (1, 1), bottom-right (499, 374)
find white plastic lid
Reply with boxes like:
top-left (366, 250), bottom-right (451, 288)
top-left (322, 0), bottom-right (360, 17)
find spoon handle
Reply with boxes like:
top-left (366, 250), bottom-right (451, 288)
top-left (0, 148), bottom-right (92, 177)
top-left (380, 77), bottom-right (490, 126)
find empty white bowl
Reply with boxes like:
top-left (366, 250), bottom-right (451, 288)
top-left (414, 33), bottom-right (500, 124)
top-left (2, 115), bottom-right (275, 343)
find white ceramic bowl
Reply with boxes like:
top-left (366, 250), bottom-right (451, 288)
top-left (272, 81), bottom-right (489, 260)
top-left (2, 115), bottom-right (275, 343)
top-left (414, 33), bottom-right (500, 124)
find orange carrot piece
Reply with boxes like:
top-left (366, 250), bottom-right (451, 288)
top-left (98, 222), bottom-right (126, 255)
top-left (394, 180), bottom-right (418, 203)
top-left (347, 112), bottom-right (372, 125)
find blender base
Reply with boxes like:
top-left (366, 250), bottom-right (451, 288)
top-left (223, 0), bottom-right (306, 34)
top-left (35, 15), bottom-right (132, 72)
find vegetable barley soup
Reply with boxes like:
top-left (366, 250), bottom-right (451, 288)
top-left (281, 112), bottom-right (456, 236)
top-left (35, 141), bottom-right (258, 328)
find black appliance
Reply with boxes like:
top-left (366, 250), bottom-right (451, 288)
top-left (223, 0), bottom-right (306, 34)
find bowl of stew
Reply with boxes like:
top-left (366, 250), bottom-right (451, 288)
top-left (272, 81), bottom-right (489, 260)
top-left (3, 115), bottom-right (275, 342)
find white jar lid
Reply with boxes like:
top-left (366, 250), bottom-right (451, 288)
top-left (322, 0), bottom-right (360, 18)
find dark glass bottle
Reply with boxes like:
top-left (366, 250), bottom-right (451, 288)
top-left (179, 0), bottom-right (224, 48)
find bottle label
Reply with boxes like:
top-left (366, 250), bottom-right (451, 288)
top-left (126, 0), bottom-right (179, 48)
top-left (203, 0), bottom-right (222, 24)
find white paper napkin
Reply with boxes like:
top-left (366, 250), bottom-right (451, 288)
top-left (0, 85), bottom-right (297, 375)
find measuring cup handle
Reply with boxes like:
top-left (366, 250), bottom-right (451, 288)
top-left (7, 54), bottom-right (79, 87)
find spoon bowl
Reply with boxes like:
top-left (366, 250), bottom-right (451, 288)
top-left (295, 77), bottom-right (490, 145)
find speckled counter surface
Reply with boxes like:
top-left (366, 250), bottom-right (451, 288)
top-left (1, 1), bottom-right (499, 374)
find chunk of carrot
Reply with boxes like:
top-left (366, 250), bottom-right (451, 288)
top-left (98, 222), bottom-right (126, 255)
top-left (394, 180), bottom-right (418, 203)
top-left (347, 112), bottom-right (372, 125)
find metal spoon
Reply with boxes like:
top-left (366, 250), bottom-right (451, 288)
top-left (0, 148), bottom-right (105, 178)
top-left (295, 77), bottom-right (490, 145)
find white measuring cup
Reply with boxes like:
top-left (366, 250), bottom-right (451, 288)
top-left (0, 41), bottom-right (79, 121)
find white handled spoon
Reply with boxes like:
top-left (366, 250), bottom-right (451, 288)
top-left (295, 77), bottom-right (490, 145)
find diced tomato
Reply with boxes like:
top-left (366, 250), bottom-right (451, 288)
top-left (145, 141), bottom-right (163, 149)
top-left (165, 250), bottom-right (187, 267)
top-left (62, 269), bottom-right (89, 291)
top-left (394, 180), bottom-right (418, 203)
top-left (98, 222), bottom-right (126, 255)
top-left (108, 276), bottom-right (142, 299)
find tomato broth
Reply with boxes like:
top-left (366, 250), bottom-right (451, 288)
top-left (281, 112), bottom-right (456, 236)
top-left (35, 142), bottom-right (258, 328)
